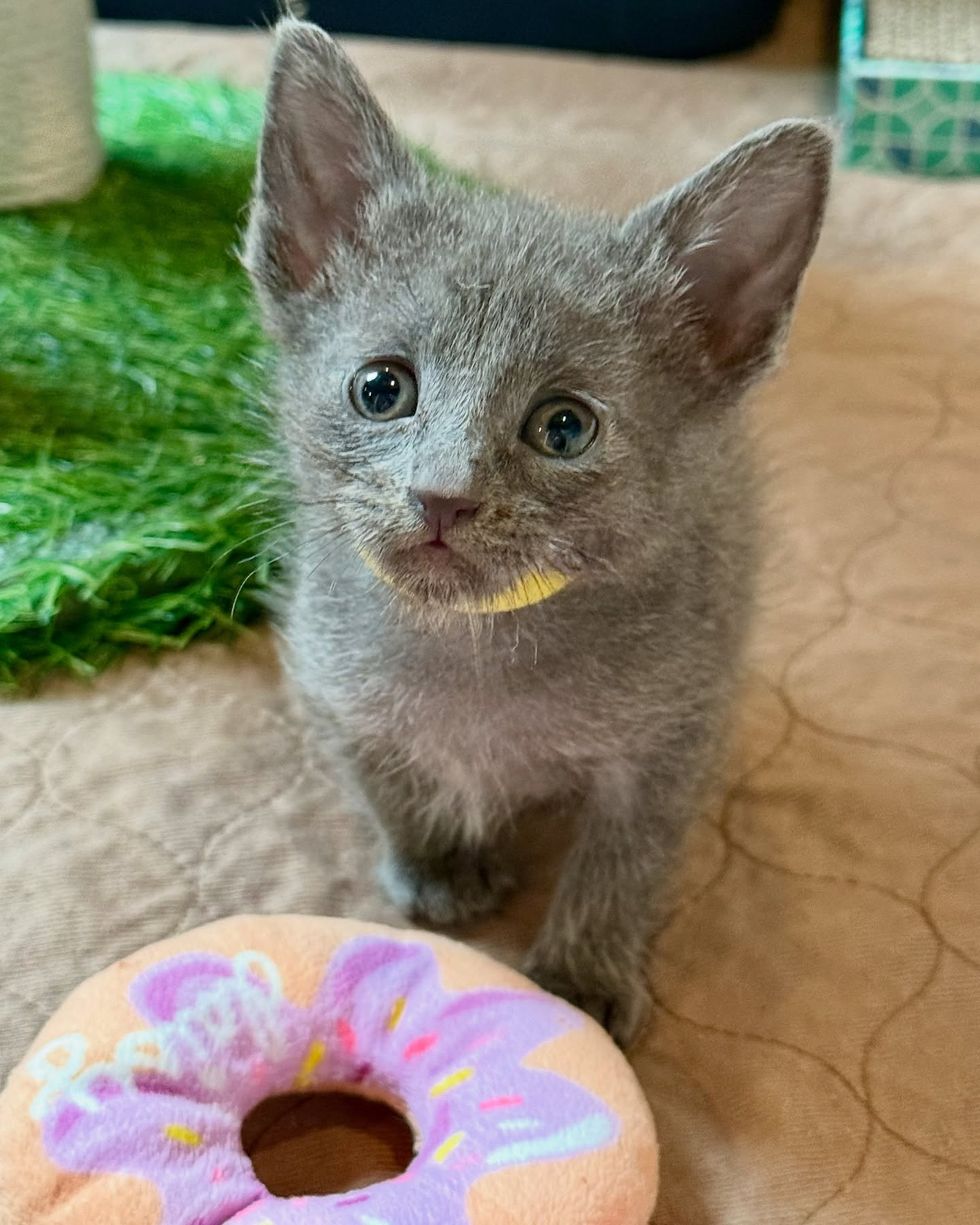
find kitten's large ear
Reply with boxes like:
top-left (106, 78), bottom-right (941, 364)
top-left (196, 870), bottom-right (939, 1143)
top-left (243, 19), bottom-right (414, 297)
top-left (626, 120), bottom-right (832, 377)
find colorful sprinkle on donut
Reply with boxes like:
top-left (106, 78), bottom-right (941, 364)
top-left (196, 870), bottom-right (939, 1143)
top-left (162, 1123), bottom-right (201, 1147)
top-left (293, 1039), bottom-right (326, 1089)
top-left (430, 1067), bottom-right (474, 1098)
top-left (432, 1130), bottom-right (466, 1164)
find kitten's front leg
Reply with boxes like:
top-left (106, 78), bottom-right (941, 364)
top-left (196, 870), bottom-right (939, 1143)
top-left (525, 760), bottom-right (696, 1048)
top-left (379, 829), bottom-right (516, 928)
top-left (368, 763), bottom-right (516, 928)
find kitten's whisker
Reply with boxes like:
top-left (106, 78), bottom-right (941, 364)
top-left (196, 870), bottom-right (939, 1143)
top-left (301, 535), bottom-right (353, 584)
top-left (229, 526), bottom-right (334, 601)
top-left (206, 519), bottom-right (291, 573)
top-left (229, 557), bottom-right (285, 619)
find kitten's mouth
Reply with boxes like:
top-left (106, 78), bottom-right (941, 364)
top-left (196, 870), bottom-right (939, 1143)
top-left (357, 543), bottom-right (569, 614)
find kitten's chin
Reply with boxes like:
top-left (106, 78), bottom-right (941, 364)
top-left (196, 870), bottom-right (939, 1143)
top-left (360, 544), bottom-right (570, 615)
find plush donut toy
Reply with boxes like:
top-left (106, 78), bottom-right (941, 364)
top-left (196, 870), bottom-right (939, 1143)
top-left (0, 916), bottom-right (658, 1224)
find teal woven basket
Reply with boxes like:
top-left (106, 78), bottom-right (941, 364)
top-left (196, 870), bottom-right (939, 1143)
top-left (839, 0), bottom-right (980, 176)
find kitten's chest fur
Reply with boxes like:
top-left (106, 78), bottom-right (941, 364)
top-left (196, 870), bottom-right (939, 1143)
top-left (285, 514), bottom-right (754, 829)
top-left (290, 581), bottom-right (611, 807)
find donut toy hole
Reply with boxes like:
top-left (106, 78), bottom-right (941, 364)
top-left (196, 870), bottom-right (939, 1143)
top-left (241, 1091), bottom-right (416, 1198)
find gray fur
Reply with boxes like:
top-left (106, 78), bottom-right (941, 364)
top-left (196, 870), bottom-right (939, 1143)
top-left (244, 19), bottom-right (832, 1046)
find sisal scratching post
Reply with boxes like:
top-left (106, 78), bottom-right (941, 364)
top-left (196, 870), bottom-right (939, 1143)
top-left (839, 0), bottom-right (980, 176)
top-left (0, 0), bottom-right (103, 209)
top-left (865, 0), bottom-right (980, 66)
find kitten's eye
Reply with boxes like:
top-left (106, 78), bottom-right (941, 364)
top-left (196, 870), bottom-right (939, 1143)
top-left (350, 361), bottom-right (418, 421)
top-left (522, 398), bottom-right (598, 458)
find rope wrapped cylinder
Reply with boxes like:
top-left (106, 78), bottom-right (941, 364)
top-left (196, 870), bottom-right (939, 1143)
top-left (0, 0), bottom-right (102, 209)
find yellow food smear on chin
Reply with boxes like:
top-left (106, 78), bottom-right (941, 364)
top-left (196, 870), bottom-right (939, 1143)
top-left (453, 568), bottom-right (569, 614)
top-left (358, 548), bottom-right (569, 614)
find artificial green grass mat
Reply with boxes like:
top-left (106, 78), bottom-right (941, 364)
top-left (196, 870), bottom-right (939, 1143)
top-left (0, 74), bottom-right (276, 692)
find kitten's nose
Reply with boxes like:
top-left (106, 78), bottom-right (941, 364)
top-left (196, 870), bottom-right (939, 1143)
top-left (416, 492), bottom-right (481, 538)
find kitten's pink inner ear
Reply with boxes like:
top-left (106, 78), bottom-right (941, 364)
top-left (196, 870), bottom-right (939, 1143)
top-left (638, 121), bottom-right (832, 374)
top-left (676, 191), bottom-right (822, 369)
top-left (249, 20), bottom-right (410, 293)
top-left (264, 106), bottom-right (367, 291)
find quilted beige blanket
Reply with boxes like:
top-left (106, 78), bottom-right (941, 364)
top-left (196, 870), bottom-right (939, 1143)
top-left (2, 10), bottom-right (978, 1222)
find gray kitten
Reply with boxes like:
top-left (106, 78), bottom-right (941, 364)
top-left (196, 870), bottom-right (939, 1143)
top-left (244, 19), bottom-right (831, 1046)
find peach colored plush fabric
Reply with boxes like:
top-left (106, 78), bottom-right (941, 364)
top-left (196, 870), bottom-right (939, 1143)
top-left (0, 916), bottom-right (658, 1224)
top-left (1, 5), bottom-right (978, 1222)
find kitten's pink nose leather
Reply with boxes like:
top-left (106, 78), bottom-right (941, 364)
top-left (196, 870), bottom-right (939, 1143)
top-left (416, 493), bottom-right (480, 538)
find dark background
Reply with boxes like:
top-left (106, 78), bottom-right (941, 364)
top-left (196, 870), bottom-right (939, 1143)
top-left (94, 1), bottom-right (788, 60)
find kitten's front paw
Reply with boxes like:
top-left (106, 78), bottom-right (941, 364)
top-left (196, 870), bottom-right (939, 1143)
top-left (524, 951), bottom-right (652, 1050)
top-left (379, 845), bottom-right (515, 928)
